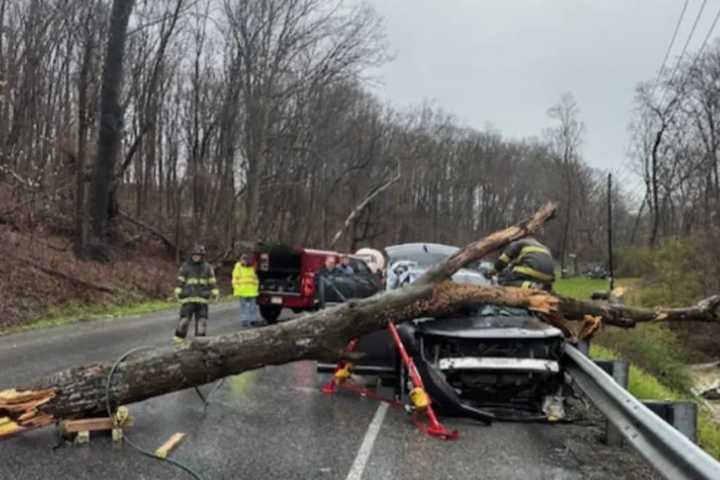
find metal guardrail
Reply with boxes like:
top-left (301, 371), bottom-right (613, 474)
top-left (563, 344), bottom-right (720, 480)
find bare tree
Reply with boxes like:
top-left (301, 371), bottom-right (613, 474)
top-left (87, 0), bottom-right (136, 259)
top-left (545, 93), bottom-right (584, 271)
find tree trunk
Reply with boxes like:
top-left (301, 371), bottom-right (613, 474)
top-left (0, 203), bottom-right (558, 429)
top-left (88, 0), bottom-right (135, 255)
top-left (74, 10), bottom-right (94, 256)
top-left (649, 123), bottom-right (666, 247)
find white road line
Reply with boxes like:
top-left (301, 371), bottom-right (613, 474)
top-left (345, 403), bottom-right (389, 480)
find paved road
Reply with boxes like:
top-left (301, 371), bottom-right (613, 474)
top-left (0, 306), bottom-right (658, 480)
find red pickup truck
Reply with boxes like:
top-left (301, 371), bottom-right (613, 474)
top-left (255, 245), bottom-right (381, 323)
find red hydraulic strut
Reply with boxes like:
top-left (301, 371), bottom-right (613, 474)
top-left (321, 338), bottom-right (358, 394)
top-left (321, 323), bottom-right (458, 440)
top-left (386, 322), bottom-right (458, 440)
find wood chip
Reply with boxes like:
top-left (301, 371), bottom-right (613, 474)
top-left (155, 433), bottom-right (187, 459)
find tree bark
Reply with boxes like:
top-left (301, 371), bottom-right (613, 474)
top-left (0, 203), bottom-right (557, 429)
top-left (88, 0), bottom-right (135, 252)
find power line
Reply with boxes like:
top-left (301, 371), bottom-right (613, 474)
top-left (655, 0), bottom-right (690, 85)
top-left (658, 0), bottom-right (708, 109)
top-left (664, 3), bottom-right (720, 111)
top-left (665, 0), bottom-right (707, 84)
top-left (693, 3), bottom-right (720, 58)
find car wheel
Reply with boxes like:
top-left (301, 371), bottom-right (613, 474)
top-left (259, 304), bottom-right (282, 324)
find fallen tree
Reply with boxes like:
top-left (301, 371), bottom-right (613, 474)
top-left (2, 200), bottom-right (719, 432)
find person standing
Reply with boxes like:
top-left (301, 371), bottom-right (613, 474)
top-left (233, 253), bottom-right (260, 326)
top-left (315, 256), bottom-right (339, 307)
top-left (173, 244), bottom-right (219, 344)
top-left (338, 255), bottom-right (354, 275)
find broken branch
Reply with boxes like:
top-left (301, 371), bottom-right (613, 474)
top-left (0, 202), bottom-right (558, 428)
top-left (329, 172), bottom-right (401, 248)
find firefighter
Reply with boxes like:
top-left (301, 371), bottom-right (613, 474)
top-left (232, 253), bottom-right (260, 327)
top-left (173, 244), bottom-right (219, 344)
top-left (489, 237), bottom-right (555, 291)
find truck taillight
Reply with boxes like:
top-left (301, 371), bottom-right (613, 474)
top-left (302, 274), bottom-right (315, 297)
top-left (259, 253), bottom-right (269, 271)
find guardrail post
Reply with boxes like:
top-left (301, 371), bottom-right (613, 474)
top-left (576, 339), bottom-right (590, 356)
top-left (594, 359), bottom-right (629, 446)
top-left (642, 400), bottom-right (698, 444)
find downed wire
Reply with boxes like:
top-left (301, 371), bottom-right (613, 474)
top-left (106, 346), bottom-right (206, 480)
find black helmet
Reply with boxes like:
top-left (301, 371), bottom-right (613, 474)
top-left (191, 244), bottom-right (207, 256)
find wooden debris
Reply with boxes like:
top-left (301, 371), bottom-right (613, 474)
top-left (155, 433), bottom-right (187, 459)
top-left (578, 315), bottom-right (602, 340)
top-left (60, 414), bottom-right (134, 444)
top-left (0, 417), bottom-right (22, 438)
top-left (0, 389), bottom-right (57, 431)
top-left (61, 418), bottom-right (115, 433)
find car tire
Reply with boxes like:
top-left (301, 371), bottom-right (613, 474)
top-left (259, 304), bottom-right (282, 324)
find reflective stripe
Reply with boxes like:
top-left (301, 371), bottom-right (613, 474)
top-left (233, 264), bottom-right (259, 297)
top-left (521, 281), bottom-right (533, 289)
top-left (498, 253), bottom-right (511, 265)
top-left (186, 278), bottom-right (210, 285)
top-left (177, 276), bottom-right (186, 283)
top-left (211, 289), bottom-right (220, 297)
top-left (516, 245), bottom-right (551, 263)
top-left (513, 265), bottom-right (554, 283)
top-left (174, 288), bottom-right (182, 295)
top-left (208, 277), bottom-right (217, 285)
top-left (179, 297), bottom-right (210, 304)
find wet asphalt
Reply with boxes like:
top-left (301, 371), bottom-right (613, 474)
top-left (0, 305), bottom-right (659, 480)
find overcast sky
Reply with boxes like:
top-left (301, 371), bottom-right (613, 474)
top-left (365, 0), bottom-right (718, 191)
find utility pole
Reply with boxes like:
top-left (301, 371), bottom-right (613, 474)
top-left (607, 173), bottom-right (615, 291)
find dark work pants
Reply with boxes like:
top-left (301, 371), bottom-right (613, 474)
top-left (176, 302), bottom-right (209, 338)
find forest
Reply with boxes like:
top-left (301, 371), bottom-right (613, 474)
top-left (0, 0), bottom-right (633, 270)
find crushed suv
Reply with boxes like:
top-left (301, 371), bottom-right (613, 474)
top-left (319, 243), bottom-right (567, 420)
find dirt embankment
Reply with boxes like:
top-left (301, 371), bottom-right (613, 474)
top-left (0, 223), bottom-right (179, 329)
top-left (0, 182), bottom-right (182, 329)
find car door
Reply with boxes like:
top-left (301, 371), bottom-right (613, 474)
top-left (349, 258), bottom-right (381, 296)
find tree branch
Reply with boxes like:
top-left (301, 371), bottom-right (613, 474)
top-left (0, 202), bottom-right (558, 430)
top-left (329, 171), bottom-right (401, 248)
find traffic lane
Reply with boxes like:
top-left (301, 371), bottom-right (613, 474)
top-left (362, 405), bottom-right (660, 480)
top-left (1, 360), bottom-right (660, 480)
top-left (0, 307), bottom-right (658, 480)
top-left (1, 363), bottom-right (381, 480)
top-left (0, 303), bottom-right (242, 386)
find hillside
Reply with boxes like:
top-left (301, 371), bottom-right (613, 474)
top-left (0, 183), bottom-right (177, 330)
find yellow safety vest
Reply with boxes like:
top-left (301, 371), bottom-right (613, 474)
top-left (232, 263), bottom-right (259, 298)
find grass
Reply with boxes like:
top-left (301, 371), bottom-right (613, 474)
top-left (553, 277), bottom-right (610, 299)
top-left (591, 344), bottom-right (720, 460)
top-left (0, 298), bottom-right (178, 336)
top-left (0, 293), bottom-right (239, 336)
top-left (559, 278), bottom-right (720, 459)
top-left (557, 276), bottom-right (692, 392)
